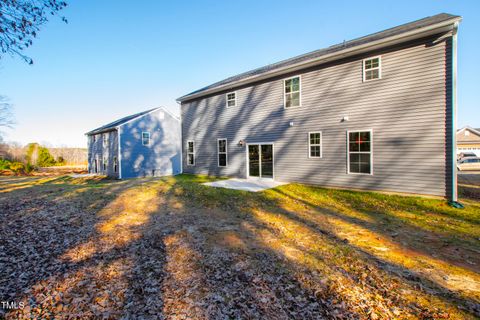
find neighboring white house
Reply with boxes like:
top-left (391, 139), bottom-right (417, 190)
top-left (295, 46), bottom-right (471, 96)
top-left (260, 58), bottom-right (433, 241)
top-left (457, 126), bottom-right (480, 156)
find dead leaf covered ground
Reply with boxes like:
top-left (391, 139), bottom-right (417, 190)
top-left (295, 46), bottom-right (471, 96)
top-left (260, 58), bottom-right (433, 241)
top-left (0, 174), bottom-right (479, 319)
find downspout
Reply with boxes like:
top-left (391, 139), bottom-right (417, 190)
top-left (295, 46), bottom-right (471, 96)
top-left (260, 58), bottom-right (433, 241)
top-left (449, 22), bottom-right (462, 207)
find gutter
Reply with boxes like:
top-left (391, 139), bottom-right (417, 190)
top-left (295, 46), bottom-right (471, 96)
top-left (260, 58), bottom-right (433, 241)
top-left (177, 17), bottom-right (461, 103)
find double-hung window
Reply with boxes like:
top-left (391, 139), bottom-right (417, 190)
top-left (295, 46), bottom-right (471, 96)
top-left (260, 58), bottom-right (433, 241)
top-left (142, 132), bottom-right (150, 146)
top-left (103, 133), bottom-right (108, 145)
top-left (284, 76), bottom-right (301, 108)
top-left (226, 92), bottom-right (236, 107)
top-left (363, 56), bottom-right (381, 81)
top-left (348, 130), bottom-right (372, 174)
top-left (308, 132), bottom-right (322, 158)
top-left (187, 140), bottom-right (195, 166)
top-left (218, 139), bottom-right (227, 167)
top-left (103, 156), bottom-right (107, 171)
top-left (113, 157), bottom-right (118, 173)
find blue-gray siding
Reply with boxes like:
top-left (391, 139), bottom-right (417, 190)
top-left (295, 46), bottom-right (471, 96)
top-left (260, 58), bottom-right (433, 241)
top-left (181, 35), bottom-right (453, 197)
top-left (119, 109), bottom-right (181, 178)
top-left (87, 130), bottom-right (119, 178)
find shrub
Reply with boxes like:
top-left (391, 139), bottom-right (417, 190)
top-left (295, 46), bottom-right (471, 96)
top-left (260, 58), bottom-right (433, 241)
top-left (25, 163), bottom-right (35, 173)
top-left (37, 147), bottom-right (56, 167)
top-left (9, 162), bottom-right (25, 175)
top-left (56, 156), bottom-right (66, 166)
top-left (0, 159), bottom-right (11, 170)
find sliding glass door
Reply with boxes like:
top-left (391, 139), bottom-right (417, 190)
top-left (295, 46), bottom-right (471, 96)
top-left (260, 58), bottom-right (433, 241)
top-left (248, 144), bottom-right (273, 179)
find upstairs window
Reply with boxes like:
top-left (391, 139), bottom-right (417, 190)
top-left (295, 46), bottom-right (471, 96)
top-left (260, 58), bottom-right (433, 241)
top-left (284, 76), bottom-right (301, 108)
top-left (103, 133), bottom-right (109, 147)
top-left (218, 139), bottom-right (227, 167)
top-left (348, 130), bottom-right (372, 174)
top-left (92, 135), bottom-right (96, 143)
top-left (142, 132), bottom-right (150, 146)
top-left (187, 140), bottom-right (195, 166)
top-left (363, 57), bottom-right (381, 81)
top-left (226, 92), bottom-right (236, 107)
top-left (308, 132), bottom-right (322, 158)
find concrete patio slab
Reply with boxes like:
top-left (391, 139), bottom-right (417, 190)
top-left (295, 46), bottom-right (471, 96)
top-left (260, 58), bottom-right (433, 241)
top-left (70, 173), bottom-right (98, 178)
top-left (202, 178), bottom-right (286, 192)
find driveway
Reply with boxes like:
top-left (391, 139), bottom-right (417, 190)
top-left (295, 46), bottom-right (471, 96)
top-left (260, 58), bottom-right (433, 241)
top-left (458, 171), bottom-right (480, 201)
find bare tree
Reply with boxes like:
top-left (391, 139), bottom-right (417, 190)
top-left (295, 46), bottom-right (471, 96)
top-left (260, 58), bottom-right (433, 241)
top-left (0, 96), bottom-right (14, 133)
top-left (0, 0), bottom-right (68, 64)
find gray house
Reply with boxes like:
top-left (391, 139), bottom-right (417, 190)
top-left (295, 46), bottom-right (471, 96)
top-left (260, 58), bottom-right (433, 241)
top-left (178, 13), bottom-right (461, 200)
top-left (86, 107), bottom-right (181, 179)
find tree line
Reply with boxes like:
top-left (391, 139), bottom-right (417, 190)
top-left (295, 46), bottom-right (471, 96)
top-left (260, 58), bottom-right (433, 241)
top-left (0, 141), bottom-right (87, 174)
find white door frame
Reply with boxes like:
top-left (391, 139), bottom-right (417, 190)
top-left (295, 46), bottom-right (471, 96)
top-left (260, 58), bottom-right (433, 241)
top-left (246, 142), bottom-right (275, 180)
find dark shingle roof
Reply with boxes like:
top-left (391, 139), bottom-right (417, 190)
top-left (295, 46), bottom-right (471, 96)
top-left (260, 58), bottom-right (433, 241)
top-left (85, 108), bottom-right (158, 135)
top-left (178, 13), bottom-right (460, 102)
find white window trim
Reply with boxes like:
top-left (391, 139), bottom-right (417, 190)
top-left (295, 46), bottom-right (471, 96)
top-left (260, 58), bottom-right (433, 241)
top-left (283, 75), bottom-right (302, 109)
top-left (217, 138), bottom-right (228, 167)
top-left (346, 129), bottom-right (373, 175)
top-left (308, 132), bottom-right (322, 158)
top-left (142, 131), bottom-right (151, 146)
top-left (245, 142), bottom-right (275, 180)
top-left (187, 140), bottom-right (195, 166)
top-left (362, 56), bottom-right (382, 82)
top-left (226, 91), bottom-right (237, 108)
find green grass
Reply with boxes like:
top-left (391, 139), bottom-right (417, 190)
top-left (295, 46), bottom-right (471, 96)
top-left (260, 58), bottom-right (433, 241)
top-left (1, 174), bottom-right (479, 319)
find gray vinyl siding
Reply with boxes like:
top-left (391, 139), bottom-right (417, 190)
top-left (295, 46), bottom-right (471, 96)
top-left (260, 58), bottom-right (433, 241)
top-left (87, 130), bottom-right (119, 178)
top-left (182, 35), bottom-right (452, 197)
top-left (119, 109), bottom-right (181, 178)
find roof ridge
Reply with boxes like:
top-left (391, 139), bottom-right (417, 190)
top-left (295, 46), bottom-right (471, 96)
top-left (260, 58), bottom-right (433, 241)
top-left (178, 13), bottom-right (460, 102)
top-left (85, 107), bottom-right (162, 135)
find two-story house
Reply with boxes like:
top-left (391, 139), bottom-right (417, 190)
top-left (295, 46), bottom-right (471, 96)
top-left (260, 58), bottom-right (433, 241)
top-left (177, 13), bottom-right (461, 200)
top-left (457, 126), bottom-right (480, 157)
top-left (86, 107), bottom-right (182, 178)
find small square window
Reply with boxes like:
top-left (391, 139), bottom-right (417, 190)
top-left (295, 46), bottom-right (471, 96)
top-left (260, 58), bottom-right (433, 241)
top-left (363, 57), bottom-right (381, 81)
top-left (226, 92), bottom-right (236, 107)
top-left (142, 132), bottom-right (150, 146)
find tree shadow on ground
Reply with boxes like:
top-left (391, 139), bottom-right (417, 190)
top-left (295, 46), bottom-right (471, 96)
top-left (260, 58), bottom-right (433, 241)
top-left (1, 175), bottom-right (478, 319)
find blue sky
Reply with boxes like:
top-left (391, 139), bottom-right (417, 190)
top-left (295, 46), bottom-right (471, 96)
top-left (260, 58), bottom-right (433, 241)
top-left (0, 0), bottom-right (479, 147)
